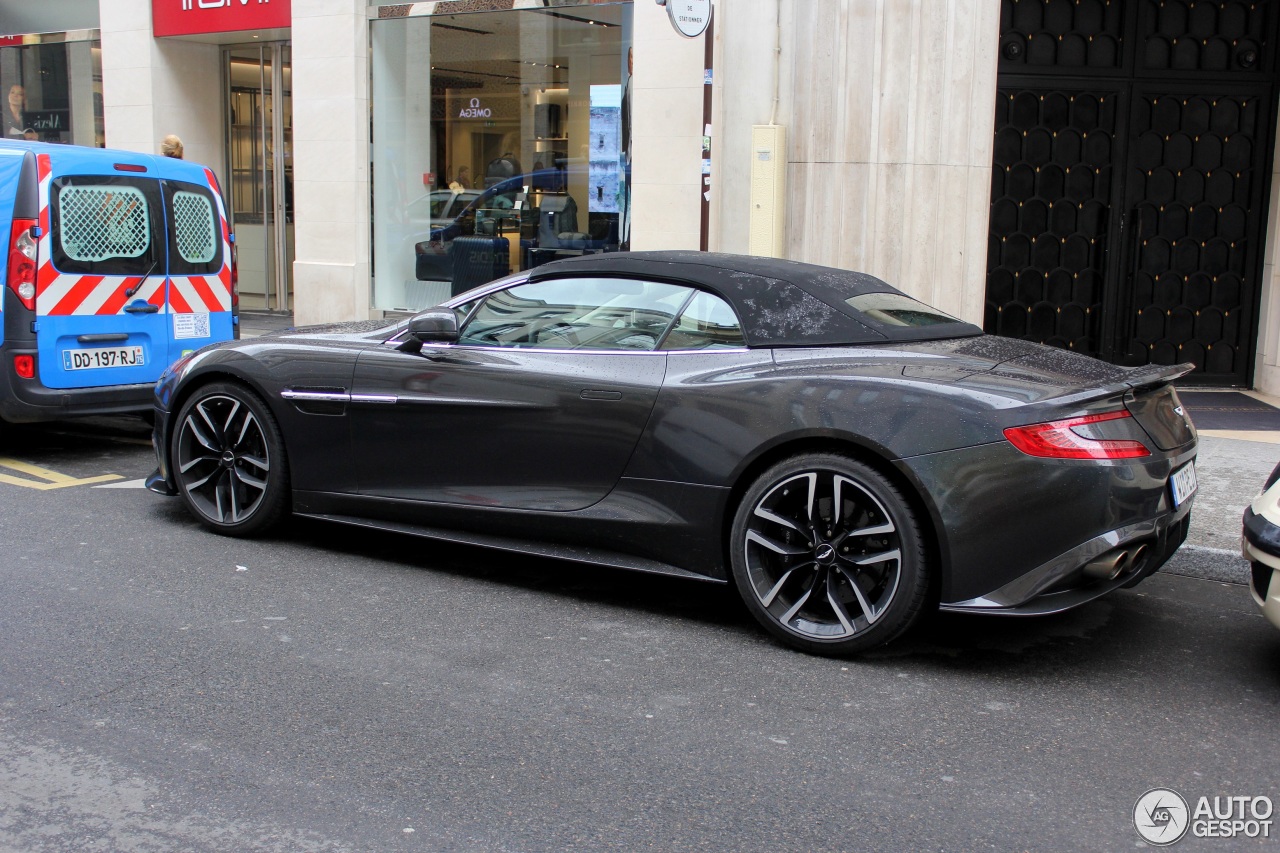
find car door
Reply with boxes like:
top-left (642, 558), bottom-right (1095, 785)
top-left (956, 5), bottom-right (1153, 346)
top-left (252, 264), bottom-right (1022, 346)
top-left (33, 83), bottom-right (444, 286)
top-left (349, 276), bottom-right (695, 511)
top-left (35, 159), bottom-right (169, 390)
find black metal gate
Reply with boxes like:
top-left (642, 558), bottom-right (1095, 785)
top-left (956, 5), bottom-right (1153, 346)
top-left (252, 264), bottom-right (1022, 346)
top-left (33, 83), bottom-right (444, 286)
top-left (986, 0), bottom-right (1280, 385)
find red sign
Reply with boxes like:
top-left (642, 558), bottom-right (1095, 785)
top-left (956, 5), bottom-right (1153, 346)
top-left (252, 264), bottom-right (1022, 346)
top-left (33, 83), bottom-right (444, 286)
top-left (152, 0), bottom-right (291, 39)
top-left (0, 36), bottom-right (24, 47)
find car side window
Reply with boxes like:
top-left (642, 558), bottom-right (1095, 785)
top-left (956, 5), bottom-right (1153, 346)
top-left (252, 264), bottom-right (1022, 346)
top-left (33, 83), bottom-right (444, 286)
top-left (659, 290), bottom-right (746, 350)
top-left (458, 277), bottom-right (693, 350)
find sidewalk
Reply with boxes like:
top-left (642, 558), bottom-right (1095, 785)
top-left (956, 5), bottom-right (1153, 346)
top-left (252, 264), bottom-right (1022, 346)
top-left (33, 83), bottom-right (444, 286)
top-left (237, 310), bottom-right (295, 338)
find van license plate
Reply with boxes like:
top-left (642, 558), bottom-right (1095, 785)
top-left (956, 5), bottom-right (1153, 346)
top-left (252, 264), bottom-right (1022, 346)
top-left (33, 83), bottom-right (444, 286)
top-left (1170, 462), bottom-right (1197, 508)
top-left (62, 346), bottom-right (146, 371)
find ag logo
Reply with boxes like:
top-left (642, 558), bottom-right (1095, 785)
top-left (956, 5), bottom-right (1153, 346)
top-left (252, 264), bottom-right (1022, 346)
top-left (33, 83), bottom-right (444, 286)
top-left (1134, 788), bottom-right (1190, 846)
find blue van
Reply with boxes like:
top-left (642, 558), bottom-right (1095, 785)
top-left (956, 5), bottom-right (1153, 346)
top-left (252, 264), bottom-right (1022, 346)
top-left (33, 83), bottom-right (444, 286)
top-left (0, 140), bottom-right (237, 427)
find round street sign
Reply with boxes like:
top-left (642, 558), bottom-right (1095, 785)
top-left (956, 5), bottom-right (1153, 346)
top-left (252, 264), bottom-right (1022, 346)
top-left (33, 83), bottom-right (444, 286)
top-left (665, 0), bottom-right (712, 39)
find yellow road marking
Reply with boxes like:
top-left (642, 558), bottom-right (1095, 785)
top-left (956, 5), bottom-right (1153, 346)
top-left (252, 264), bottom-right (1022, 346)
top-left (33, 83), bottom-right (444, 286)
top-left (0, 458), bottom-right (123, 490)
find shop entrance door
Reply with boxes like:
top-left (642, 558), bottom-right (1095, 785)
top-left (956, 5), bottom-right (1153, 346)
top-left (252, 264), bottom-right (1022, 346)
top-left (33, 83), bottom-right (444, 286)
top-left (223, 42), bottom-right (292, 312)
top-left (985, 1), bottom-right (1280, 385)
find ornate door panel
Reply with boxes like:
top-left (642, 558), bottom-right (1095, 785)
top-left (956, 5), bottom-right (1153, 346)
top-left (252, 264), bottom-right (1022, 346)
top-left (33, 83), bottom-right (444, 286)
top-left (1118, 88), bottom-right (1272, 376)
top-left (987, 85), bottom-right (1121, 353)
top-left (987, 0), bottom-right (1280, 385)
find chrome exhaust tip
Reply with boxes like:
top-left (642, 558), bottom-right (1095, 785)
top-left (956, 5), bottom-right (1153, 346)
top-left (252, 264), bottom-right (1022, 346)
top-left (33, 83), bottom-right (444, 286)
top-left (1082, 544), bottom-right (1150, 581)
top-left (1083, 549), bottom-right (1128, 580)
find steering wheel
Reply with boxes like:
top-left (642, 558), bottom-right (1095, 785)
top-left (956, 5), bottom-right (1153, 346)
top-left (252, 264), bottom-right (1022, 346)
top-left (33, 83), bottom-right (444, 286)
top-left (590, 327), bottom-right (658, 350)
top-left (531, 320), bottom-right (585, 347)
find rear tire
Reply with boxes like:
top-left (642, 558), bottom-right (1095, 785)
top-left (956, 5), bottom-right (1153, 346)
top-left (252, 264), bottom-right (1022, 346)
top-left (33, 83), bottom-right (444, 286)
top-left (729, 453), bottom-right (930, 655)
top-left (172, 381), bottom-right (289, 537)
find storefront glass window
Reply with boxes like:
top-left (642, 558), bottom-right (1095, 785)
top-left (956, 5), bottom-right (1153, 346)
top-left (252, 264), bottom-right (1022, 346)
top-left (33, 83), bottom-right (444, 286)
top-left (370, 1), bottom-right (632, 312)
top-left (0, 34), bottom-right (104, 147)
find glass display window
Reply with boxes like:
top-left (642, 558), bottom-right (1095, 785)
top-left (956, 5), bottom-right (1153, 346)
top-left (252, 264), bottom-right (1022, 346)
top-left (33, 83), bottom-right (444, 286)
top-left (0, 33), bottom-right (104, 147)
top-left (371, 1), bottom-right (633, 312)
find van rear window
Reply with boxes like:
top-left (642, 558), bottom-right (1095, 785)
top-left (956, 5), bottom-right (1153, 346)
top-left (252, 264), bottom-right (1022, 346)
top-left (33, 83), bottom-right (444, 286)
top-left (172, 190), bottom-right (216, 264)
top-left (164, 181), bottom-right (223, 276)
top-left (50, 176), bottom-right (162, 277)
top-left (58, 185), bottom-right (151, 262)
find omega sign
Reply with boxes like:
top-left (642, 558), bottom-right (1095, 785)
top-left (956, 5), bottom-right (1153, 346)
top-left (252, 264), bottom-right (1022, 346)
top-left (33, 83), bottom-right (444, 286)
top-left (153, 0), bottom-right (291, 38)
top-left (459, 98), bottom-right (492, 119)
top-left (659, 0), bottom-right (712, 39)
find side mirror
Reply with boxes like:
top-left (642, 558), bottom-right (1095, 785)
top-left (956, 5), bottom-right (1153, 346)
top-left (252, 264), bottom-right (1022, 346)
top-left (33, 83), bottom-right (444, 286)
top-left (398, 309), bottom-right (459, 354)
top-left (409, 308), bottom-right (459, 343)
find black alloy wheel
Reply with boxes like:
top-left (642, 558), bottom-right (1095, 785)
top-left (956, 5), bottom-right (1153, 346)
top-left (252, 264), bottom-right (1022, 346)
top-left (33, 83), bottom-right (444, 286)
top-left (730, 453), bottom-right (930, 655)
top-left (173, 382), bottom-right (289, 536)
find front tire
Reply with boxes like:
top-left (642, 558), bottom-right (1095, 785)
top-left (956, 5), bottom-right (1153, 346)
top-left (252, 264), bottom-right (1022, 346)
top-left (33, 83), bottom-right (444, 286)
top-left (172, 382), bottom-right (289, 537)
top-left (730, 453), bottom-right (930, 655)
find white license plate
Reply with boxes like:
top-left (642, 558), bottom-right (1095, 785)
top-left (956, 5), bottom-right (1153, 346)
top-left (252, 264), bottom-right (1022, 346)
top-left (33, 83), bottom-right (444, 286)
top-left (62, 345), bottom-right (145, 371)
top-left (1171, 462), bottom-right (1198, 507)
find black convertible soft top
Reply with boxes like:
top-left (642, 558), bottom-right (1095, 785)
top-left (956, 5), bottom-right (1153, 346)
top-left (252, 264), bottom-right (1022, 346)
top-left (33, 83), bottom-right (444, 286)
top-left (529, 251), bottom-right (983, 347)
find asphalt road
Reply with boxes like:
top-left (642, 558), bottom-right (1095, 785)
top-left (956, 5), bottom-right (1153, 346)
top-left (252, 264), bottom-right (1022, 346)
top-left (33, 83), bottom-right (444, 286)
top-left (1, 417), bottom-right (1277, 852)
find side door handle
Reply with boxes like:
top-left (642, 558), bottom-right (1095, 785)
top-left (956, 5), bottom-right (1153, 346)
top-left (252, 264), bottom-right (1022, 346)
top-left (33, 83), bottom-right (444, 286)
top-left (124, 299), bottom-right (160, 315)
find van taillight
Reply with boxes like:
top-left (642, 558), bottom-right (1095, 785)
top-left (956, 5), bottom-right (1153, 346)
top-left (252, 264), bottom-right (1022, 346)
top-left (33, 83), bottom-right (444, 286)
top-left (7, 218), bottom-right (38, 311)
top-left (13, 354), bottom-right (34, 379)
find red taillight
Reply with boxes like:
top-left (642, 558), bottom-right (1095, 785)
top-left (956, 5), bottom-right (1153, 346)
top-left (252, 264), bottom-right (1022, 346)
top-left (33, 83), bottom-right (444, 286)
top-left (1004, 410), bottom-right (1152, 460)
top-left (7, 217), bottom-right (37, 311)
top-left (13, 354), bottom-right (34, 379)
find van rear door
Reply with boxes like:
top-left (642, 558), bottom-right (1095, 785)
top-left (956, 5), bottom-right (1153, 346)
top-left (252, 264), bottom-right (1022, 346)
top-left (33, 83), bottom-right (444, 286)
top-left (160, 173), bottom-right (233, 357)
top-left (34, 155), bottom-right (169, 390)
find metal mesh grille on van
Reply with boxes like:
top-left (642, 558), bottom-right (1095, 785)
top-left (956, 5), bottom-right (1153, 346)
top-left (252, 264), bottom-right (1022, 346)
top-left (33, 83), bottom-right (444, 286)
top-left (57, 185), bottom-right (150, 262)
top-left (173, 190), bottom-right (216, 265)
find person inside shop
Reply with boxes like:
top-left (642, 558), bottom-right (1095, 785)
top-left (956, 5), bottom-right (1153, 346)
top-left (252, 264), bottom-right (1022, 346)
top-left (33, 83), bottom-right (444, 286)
top-left (22, 128), bottom-right (37, 141)
top-left (449, 166), bottom-right (471, 191)
top-left (161, 134), bottom-right (184, 159)
top-left (5, 85), bottom-right (26, 138)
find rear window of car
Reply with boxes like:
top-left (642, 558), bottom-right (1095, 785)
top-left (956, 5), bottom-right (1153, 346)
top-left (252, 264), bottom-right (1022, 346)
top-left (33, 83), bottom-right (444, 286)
top-left (50, 176), bottom-right (162, 276)
top-left (845, 292), bottom-right (961, 327)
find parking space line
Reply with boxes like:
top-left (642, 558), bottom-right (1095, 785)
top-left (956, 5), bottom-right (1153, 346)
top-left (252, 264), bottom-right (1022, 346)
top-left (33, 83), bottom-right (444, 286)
top-left (0, 458), bottom-right (123, 490)
top-left (92, 478), bottom-right (148, 489)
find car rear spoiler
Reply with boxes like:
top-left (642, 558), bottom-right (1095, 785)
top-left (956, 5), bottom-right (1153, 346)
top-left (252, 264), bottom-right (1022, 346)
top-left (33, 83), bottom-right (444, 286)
top-left (1120, 361), bottom-right (1196, 391)
top-left (1020, 361), bottom-right (1197, 412)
